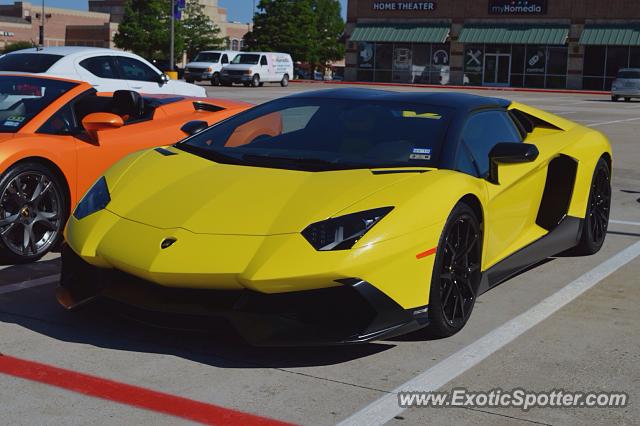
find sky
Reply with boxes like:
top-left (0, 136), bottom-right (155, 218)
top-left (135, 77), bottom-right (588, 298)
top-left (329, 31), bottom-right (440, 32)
top-left (0, 1), bottom-right (349, 24)
top-left (220, 0), bottom-right (348, 23)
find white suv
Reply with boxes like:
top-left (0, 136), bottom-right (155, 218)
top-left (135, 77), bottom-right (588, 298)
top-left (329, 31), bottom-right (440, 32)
top-left (611, 68), bottom-right (640, 102)
top-left (184, 50), bottom-right (239, 86)
top-left (0, 46), bottom-right (206, 97)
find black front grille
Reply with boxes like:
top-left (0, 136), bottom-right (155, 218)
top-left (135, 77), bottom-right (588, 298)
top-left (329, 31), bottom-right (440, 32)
top-left (187, 67), bottom-right (206, 73)
top-left (226, 70), bottom-right (246, 76)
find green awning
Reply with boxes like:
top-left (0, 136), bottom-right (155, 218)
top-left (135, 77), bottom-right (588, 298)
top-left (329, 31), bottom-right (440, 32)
top-left (459, 25), bottom-right (569, 45)
top-left (579, 25), bottom-right (640, 46)
top-left (350, 24), bottom-right (449, 43)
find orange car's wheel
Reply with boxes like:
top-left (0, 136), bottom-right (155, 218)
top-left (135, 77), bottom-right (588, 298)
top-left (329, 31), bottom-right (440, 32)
top-left (0, 162), bottom-right (68, 264)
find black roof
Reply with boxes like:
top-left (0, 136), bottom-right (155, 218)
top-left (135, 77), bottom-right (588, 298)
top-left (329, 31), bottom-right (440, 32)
top-left (287, 88), bottom-right (510, 111)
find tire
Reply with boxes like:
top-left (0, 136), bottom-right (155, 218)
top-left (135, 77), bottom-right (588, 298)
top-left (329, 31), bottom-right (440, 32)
top-left (251, 74), bottom-right (260, 88)
top-left (624, 97), bottom-right (631, 102)
top-left (211, 73), bottom-right (220, 86)
top-left (0, 162), bottom-right (69, 264)
top-left (243, 82), bottom-right (251, 87)
top-left (258, 82), bottom-right (264, 87)
top-left (186, 78), bottom-right (194, 84)
top-left (574, 158), bottom-right (611, 255)
top-left (281, 74), bottom-right (289, 87)
top-left (426, 202), bottom-right (482, 338)
top-left (611, 95), bottom-right (619, 102)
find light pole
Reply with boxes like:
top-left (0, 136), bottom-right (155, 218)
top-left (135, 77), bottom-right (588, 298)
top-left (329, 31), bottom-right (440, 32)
top-left (169, 0), bottom-right (175, 71)
top-left (38, 0), bottom-right (45, 48)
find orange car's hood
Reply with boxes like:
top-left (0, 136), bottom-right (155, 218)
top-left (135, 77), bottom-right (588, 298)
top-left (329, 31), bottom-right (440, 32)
top-left (106, 148), bottom-right (421, 235)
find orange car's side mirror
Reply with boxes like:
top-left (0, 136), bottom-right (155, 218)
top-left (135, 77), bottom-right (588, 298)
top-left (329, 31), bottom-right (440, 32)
top-left (82, 112), bottom-right (124, 142)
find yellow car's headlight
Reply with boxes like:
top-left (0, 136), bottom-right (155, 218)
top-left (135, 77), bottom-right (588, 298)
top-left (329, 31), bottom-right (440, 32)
top-left (301, 207), bottom-right (393, 251)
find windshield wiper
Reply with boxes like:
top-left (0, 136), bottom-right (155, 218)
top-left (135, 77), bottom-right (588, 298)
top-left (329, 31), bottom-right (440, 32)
top-left (241, 154), bottom-right (373, 170)
top-left (175, 143), bottom-right (244, 165)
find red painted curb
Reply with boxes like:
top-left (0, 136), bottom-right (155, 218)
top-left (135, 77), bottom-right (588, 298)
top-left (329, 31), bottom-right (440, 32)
top-left (0, 354), bottom-right (294, 426)
top-left (291, 79), bottom-right (610, 96)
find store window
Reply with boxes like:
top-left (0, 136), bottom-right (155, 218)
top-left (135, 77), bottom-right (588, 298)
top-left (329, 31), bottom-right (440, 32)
top-left (463, 44), bottom-right (567, 89)
top-left (583, 46), bottom-right (637, 90)
top-left (357, 42), bottom-right (450, 85)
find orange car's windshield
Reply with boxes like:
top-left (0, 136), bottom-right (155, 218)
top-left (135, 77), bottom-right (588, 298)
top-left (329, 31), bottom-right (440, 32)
top-left (0, 76), bottom-right (77, 133)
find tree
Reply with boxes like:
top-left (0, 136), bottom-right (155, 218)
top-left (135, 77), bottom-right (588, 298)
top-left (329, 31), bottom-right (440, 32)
top-left (244, 0), bottom-right (344, 70)
top-left (2, 40), bottom-right (36, 54)
top-left (114, 0), bottom-right (184, 60)
top-left (244, 0), bottom-right (317, 64)
top-left (312, 0), bottom-right (345, 70)
top-left (181, 0), bottom-right (225, 60)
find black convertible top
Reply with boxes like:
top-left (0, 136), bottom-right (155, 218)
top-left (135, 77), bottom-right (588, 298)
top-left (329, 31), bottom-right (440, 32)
top-left (287, 88), bottom-right (511, 112)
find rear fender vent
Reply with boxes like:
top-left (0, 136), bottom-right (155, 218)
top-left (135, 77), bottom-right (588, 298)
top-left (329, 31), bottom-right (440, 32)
top-left (193, 101), bottom-right (225, 112)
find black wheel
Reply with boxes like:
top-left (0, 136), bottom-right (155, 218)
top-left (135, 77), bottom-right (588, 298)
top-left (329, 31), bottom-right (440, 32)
top-left (243, 82), bottom-right (251, 87)
top-left (611, 95), bottom-right (619, 102)
top-left (251, 74), bottom-right (260, 88)
top-left (281, 74), bottom-right (289, 87)
top-left (211, 73), bottom-right (220, 86)
top-left (258, 82), bottom-right (264, 87)
top-left (0, 162), bottom-right (68, 263)
top-left (624, 97), bottom-right (631, 102)
top-left (574, 158), bottom-right (611, 255)
top-left (426, 202), bottom-right (482, 338)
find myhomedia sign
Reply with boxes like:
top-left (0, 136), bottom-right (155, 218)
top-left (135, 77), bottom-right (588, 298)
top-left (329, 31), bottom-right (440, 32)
top-left (489, 0), bottom-right (547, 15)
top-left (372, 2), bottom-right (437, 11)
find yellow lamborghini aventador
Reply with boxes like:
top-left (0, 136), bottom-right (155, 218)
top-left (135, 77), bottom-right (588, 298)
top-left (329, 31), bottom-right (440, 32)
top-left (58, 89), bottom-right (612, 344)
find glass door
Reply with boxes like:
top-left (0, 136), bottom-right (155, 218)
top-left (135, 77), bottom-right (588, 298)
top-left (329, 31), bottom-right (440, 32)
top-left (483, 53), bottom-right (511, 86)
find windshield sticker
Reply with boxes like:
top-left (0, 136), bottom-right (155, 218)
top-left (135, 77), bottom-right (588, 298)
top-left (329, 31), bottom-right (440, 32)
top-left (412, 148), bottom-right (431, 154)
top-left (3, 119), bottom-right (22, 127)
top-left (402, 111), bottom-right (442, 119)
top-left (6, 115), bottom-right (25, 122)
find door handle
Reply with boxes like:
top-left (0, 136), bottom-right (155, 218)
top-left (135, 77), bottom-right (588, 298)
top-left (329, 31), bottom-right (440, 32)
top-left (131, 86), bottom-right (142, 89)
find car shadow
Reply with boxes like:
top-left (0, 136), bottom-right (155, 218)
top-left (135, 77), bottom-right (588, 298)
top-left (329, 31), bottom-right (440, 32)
top-left (0, 258), bottom-right (61, 284)
top-left (0, 283), bottom-right (394, 369)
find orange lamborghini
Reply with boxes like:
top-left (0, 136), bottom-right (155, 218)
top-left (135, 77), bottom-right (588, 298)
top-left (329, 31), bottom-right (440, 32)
top-left (0, 74), bottom-right (250, 263)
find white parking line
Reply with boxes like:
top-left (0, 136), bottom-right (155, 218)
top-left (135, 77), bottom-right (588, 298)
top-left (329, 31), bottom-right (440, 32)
top-left (610, 219), bottom-right (640, 227)
top-left (338, 240), bottom-right (640, 426)
top-left (587, 117), bottom-right (640, 127)
top-left (0, 274), bottom-right (59, 296)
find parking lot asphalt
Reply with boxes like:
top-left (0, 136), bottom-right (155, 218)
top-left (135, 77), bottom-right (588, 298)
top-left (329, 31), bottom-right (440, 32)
top-left (1, 82), bottom-right (639, 425)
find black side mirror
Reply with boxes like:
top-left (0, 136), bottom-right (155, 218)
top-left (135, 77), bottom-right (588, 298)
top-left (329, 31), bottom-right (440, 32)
top-left (180, 120), bottom-right (208, 136)
top-left (158, 73), bottom-right (170, 85)
top-left (487, 142), bottom-right (539, 184)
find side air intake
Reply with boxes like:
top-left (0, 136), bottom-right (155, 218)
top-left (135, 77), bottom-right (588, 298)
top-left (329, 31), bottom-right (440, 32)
top-left (193, 102), bottom-right (225, 112)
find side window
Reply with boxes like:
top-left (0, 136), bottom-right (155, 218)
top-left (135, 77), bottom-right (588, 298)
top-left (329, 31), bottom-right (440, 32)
top-left (116, 56), bottom-right (160, 82)
top-left (38, 104), bottom-right (77, 135)
top-left (260, 55), bottom-right (268, 66)
top-left (79, 56), bottom-right (118, 79)
top-left (461, 111), bottom-right (522, 177)
top-left (221, 54), bottom-right (228, 64)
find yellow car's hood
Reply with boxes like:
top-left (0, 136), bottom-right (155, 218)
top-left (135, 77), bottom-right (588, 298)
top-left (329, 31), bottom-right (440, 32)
top-left (106, 148), bottom-right (423, 235)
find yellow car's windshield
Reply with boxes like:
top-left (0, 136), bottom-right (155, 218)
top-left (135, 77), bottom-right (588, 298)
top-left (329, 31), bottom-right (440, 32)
top-left (178, 97), bottom-right (452, 171)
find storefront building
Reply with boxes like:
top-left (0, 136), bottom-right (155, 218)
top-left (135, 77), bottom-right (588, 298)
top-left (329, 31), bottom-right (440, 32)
top-left (344, 0), bottom-right (640, 90)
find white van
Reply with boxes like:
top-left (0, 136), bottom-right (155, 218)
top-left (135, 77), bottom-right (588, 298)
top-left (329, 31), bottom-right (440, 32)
top-left (220, 52), bottom-right (293, 87)
top-left (184, 50), bottom-right (239, 86)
